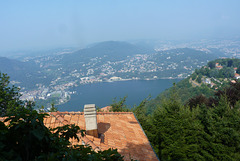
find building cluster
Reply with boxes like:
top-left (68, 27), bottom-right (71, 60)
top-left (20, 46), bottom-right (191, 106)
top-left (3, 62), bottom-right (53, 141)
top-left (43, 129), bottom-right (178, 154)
top-left (20, 83), bottom-right (71, 105)
top-left (196, 62), bottom-right (240, 89)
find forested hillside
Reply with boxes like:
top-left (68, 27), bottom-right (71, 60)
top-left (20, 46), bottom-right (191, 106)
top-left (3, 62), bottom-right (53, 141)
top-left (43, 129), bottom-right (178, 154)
top-left (134, 77), bottom-right (240, 160)
top-left (145, 58), bottom-right (240, 114)
top-left (131, 58), bottom-right (240, 160)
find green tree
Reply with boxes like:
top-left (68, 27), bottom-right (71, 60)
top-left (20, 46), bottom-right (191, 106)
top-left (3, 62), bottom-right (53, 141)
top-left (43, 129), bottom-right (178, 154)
top-left (144, 81), bottom-right (240, 160)
top-left (133, 96), bottom-right (152, 136)
top-left (110, 96), bottom-right (129, 112)
top-left (208, 61), bottom-right (216, 69)
top-left (215, 81), bottom-right (240, 107)
top-left (191, 73), bottom-right (197, 80)
top-left (0, 72), bottom-right (24, 116)
top-left (196, 74), bottom-right (202, 83)
top-left (237, 66), bottom-right (240, 74)
top-left (49, 102), bottom-right (58, 112)
top-left (187, 94), bottom-right (209, 109)
top-left (198, 97), bottom-right (240, 160)
top-left (220, 67), bottom-right (234, 78)
top-left (227, 59), bottom-right (233, 67)
top-left (209, 68), bottom-right (219, 78)
top-left (38, 105), bottom-right (45, 113)
top-left (150, 94), bottom-right (206, 160)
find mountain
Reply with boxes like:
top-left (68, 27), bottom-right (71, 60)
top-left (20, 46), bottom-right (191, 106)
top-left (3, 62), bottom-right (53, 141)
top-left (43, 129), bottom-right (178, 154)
top-left (155, 48), bottom-right (225, 63)
top-left (48, 47), bottom-right (224, 83)
top-left (0, 57), bottom-right (27, 72)
top-left (81, 41), bottom-right (154, 57)
top-left (0, 57), bottom-right (36, 78)
top-left (138, 48), bottom-right (225, 79)
top-left (0, 57), bottom-right (49, 89)
top-left (62, 41), bottom-right (154, 62)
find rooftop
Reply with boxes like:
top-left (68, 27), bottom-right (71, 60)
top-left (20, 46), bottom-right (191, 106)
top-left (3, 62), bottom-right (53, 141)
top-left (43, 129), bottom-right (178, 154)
top-left (44, 111), bottom-right (159, 161)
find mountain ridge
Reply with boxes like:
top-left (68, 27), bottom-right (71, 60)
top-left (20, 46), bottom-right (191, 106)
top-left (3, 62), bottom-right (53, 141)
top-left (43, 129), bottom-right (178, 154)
top-left (61, 41), bottom-right (155, 62)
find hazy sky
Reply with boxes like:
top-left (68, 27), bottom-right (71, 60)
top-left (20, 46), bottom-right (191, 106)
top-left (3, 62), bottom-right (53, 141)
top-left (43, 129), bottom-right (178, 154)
top-left (1, 0), bottom-right (240, 51)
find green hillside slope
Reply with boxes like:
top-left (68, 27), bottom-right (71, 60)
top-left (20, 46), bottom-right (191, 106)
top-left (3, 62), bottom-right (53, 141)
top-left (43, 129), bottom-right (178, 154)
top-left (145, 58), bottom-right (240, 114)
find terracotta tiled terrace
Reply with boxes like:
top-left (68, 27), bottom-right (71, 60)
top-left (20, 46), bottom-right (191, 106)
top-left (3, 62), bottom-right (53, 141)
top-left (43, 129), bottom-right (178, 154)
top-left (44, 111), bottom-right (159, 161)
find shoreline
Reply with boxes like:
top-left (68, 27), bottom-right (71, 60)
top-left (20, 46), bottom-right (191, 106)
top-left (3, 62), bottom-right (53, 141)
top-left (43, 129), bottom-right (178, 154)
top-left (33, 77), bottom-right (183, 109)
top-left (103, 77), bottom-right (183, 83)
top-left (56, 78), bottom-right (181, 111)
top-left (56, 78), bottom-right (182, 107)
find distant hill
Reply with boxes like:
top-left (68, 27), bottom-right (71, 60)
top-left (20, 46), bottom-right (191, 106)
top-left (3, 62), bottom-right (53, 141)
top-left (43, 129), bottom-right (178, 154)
top-left (155, 48), bottom-right (225, 63)
top-left (0, 57), bottom-right (50, 89)
top-left (0, 57), bottom-right (36, 78)
top-left (0, 57), bottom-right (27, 72)
top-left (140, 48), bottom-right (225, 79)
top-left (56, 47), bottom-right (224, 80)
top-left (62, 41), bottom-right (154, 62)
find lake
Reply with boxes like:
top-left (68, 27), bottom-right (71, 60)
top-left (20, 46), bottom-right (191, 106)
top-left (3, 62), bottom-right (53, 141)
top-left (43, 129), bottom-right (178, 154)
top-left (57, 79), bottom-right (181, 111)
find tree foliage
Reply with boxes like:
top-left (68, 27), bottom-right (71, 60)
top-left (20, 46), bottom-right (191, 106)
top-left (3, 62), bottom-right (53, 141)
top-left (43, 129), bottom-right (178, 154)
top-left (110, 96), bottom-right (130, 112)
top-left (196, 74), bottom-right (202, 83)
top-left (187, 81), bottom-right (240, 109)
top-left (198, 58), bottom-right (239, 79)
top-left (237, 66), bottom-right (240, 74)
top-left (191, 73), bottom-right (197, 80)
top-left (49, 102), bottom-right (58, 112)
top-left (138, 82), bottom-right (240, 160)
top-left (0, 72), bottom-right (23, 116)
top-left (132, 96), bottom-right (153, 139)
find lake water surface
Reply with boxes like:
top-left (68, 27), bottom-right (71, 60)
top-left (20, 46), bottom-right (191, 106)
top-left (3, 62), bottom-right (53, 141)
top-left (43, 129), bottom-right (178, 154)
top-left (57, 79), bottom-right (180, 111)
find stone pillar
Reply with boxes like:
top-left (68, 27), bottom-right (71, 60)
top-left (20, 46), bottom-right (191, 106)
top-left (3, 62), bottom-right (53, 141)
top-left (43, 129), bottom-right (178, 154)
top-left (84, 104), bottom-right (98, 138)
